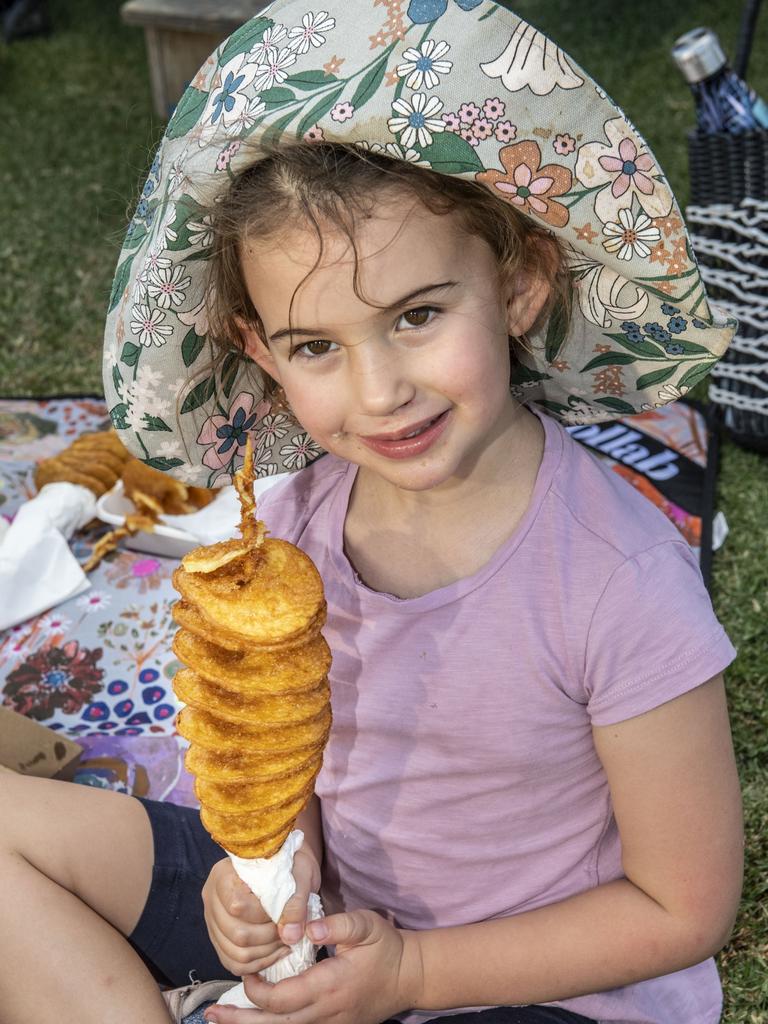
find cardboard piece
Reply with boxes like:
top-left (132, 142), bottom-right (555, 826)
top-left (0, 707), bottom-right (82, 779)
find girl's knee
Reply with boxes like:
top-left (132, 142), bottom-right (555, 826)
top-left (0, 774), bottom-right (154, 932)
top-left (0, 772), bottom-right (55, 847)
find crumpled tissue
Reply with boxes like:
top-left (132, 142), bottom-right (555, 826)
top-left (216, 830), bottom-right (324, 1008)
top-left (0, 482), bottom-right (97, 631)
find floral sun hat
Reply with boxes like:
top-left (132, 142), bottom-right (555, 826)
top-left (103, 0), bottom-right (737, 486)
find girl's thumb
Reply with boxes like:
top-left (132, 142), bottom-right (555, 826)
top-left (277, 858), bottom-right (315, 944)
top-left (306, 910), bottom-right (372, 948)
top-left (278, 891), bottom-right (309, 944)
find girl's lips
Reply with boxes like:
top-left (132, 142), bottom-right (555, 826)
top-left (358, 410), bottom-right (450, 459)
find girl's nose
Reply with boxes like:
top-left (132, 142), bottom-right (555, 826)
top-left (348, 346), bottom-right (416, 417)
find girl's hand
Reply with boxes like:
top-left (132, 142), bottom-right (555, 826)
top-left (204, 909), bottom-right (424, 1024)
top-left (202, 848), bottom-right (321, 977)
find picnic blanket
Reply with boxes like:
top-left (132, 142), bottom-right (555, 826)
top-left (0, 396), bottom-right (195, 805)
top-left (0, 395), bottom-right (721, 804)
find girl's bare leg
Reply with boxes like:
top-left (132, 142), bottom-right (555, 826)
top-left (0, 772), bottom-right (173, 1023)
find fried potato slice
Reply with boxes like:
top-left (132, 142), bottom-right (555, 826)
top-left (184, 743), bottom-right (322, 783)
top-left (181, 539), bottom-right (254, 574)
top-left (55, 452), bottom-right (121, 490)
top-left (173, 538), bottom-right (325, 645)
top-left (194, 756), bottom-right (322, 813)
top-left (186, 485), bottom-right (217, 511)
top-left (207, 820), bottom-right (296, 859)
top-left (122, 457), bottom-right (190, 511)
top-left (173, 668), bottom-right (329, 726)
top-left (34, 459), bottom-right (109, 496)
top-left (130, 490), bottom-right (165, 518)
top-left (34, 430), bottom-right (132, 499)
top-left (82, 512), bottom-right (158, 572)
top-left (70, 431), bottom-right (129, 457)
top-left (176, 704), bottom-right (331, 754)
top-left (171, 600), bottom-right (249, 652)
top-left (172, 629), bottom-right (331, 695)
top-left (200, 783), bottom-right (314, 855)
top-left (171, 597), bottom-right (327, 653)
top-left (67, 447), bottom-right (127, 477)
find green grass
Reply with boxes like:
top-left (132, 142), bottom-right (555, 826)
top-left (1, 0), bottom-right (766, 1018)
top-left (0, 0), bottom-right (163, 393)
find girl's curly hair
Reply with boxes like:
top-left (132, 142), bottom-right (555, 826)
top-left (203, 140), bottom-right (572, 404)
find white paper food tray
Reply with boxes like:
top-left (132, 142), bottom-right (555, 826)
top-left (95, 473), bottom-right (290, 560)
top-left (95, 480), bottom-right (203, 559)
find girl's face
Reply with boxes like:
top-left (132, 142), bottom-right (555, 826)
top-left (241, 197), bottom-right (549, 495)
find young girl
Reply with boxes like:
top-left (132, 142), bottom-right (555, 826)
top-left (0, 3), bottom-right (743, 1023)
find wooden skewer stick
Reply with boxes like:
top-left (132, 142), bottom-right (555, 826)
top-left (235, 434), bottom-right (259, 550)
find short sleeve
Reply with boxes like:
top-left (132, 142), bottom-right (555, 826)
top-left (584, 540), bottom-right (737, 726)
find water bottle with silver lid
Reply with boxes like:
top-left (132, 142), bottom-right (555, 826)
top-left (672, 26), bottom-right (768, 133)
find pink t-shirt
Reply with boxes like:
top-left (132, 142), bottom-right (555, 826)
top-left (257, 407), bottom-right (736, 1024)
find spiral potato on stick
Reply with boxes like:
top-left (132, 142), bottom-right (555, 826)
top-left (172, 438), bottom-right (332, 858)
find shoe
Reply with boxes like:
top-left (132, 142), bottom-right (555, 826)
top-left (163, 978), bottom-right (239, 1023)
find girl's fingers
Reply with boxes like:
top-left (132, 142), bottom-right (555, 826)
top-left (228, 892), bottom-right (274, 925)
top-left (204, 1006), bottom-right (265, 1024)
top-left (213, 917), bottom-right (279, 954)
top-left (207, 974), bottom-right (315, 1024)
top-left (205, 1011), bottom-right (313, 1024)
top-left (225, 884), bottom-right (272, 925)
top-left (242, 972), bottom-right (320, 1015)
top-left (277, 850), bottom-right (318, 944)
top-left (291, 849), bottom-right (320, 897)
top-left (205, 1007), bottom-right (304, 1024)
top-left (214, 946), bottom-right (289, 977)
top-left (205, 859), bottom-right (271, 927)
top-left (277, 897), bottom-right (306, 945)
top-left (218, 944), bottom-right (290, 978)
top-left (204, 982), bottom-right (317, 1024)
top-left (207, 919), bottom-right (288, 974)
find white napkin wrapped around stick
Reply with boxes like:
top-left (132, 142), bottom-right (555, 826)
top-left (217, 830), bottom-right (324, 1009)
top-left (0, 483), bottom-right (97, 631)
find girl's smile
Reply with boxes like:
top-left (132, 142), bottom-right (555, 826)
top-left (357, 408), bottom-right (451, 459)
top-left (240, 198), bottom-right (549, 503)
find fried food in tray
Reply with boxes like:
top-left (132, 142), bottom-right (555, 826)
top-left (121, 458), bottom-right (215, 516)
top-left (34, 430), bottom-right (130, 496)
top-left (33, 428), bottom-right (219, 570)
top-left (172, 437), bottom-right (332, 859)
top-left (63, 431), bottom-right (127, 456)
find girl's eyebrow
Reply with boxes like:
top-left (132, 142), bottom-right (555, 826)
top-left (268, 280), bottom-right (459, 342)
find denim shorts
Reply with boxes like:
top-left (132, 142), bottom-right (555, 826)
top-left (130, 798), bottom-right (594, 1024)
top-left (128, 797), bottom-right (237, 987)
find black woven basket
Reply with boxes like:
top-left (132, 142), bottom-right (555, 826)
top-left (689, 130), bottom-right (768, 205)
top-left (685, 1), bottom-right (768, 454)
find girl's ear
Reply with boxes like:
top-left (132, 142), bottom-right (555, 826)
top-left (238, 318), bottom-right (282, 384)
top-left (503, 270), bottom-right (552, 338)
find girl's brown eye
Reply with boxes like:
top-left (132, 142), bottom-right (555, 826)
top-left (403, 307), bottom-right (431, 327)
top-left (302, 340), bottom-right (333, 356)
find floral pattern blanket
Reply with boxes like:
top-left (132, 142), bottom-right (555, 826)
top-left (0, 395), bottom-right (716, 804)
top-left (0, 397), bottom-right (195, 805)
